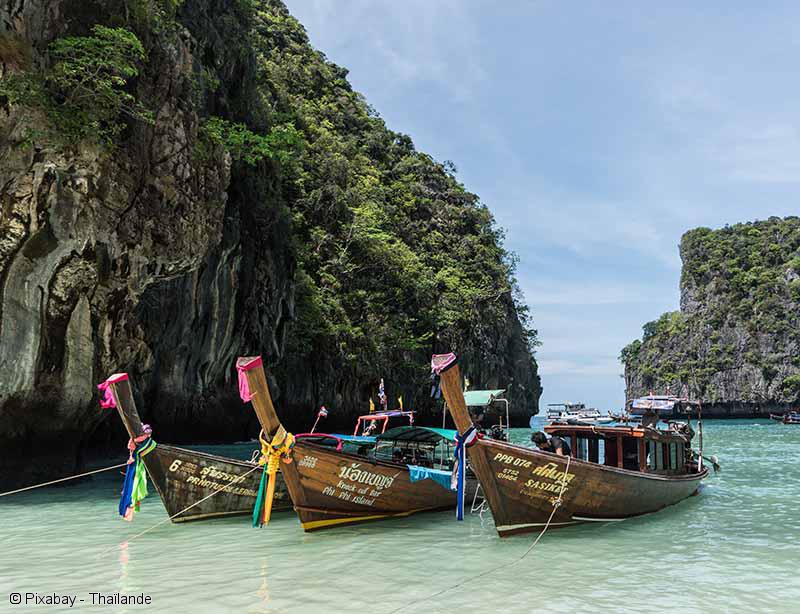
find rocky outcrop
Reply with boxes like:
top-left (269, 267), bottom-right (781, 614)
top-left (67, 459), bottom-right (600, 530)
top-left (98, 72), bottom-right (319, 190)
top-left (622, 217), bottom-right (800, 417)
top-left (0, 0), bottom-right (539, 487)
top-left (0, 0), bottom-right (294, 485)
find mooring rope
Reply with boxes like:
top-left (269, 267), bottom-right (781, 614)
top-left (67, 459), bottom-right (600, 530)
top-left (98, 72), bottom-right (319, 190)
top-left (0, 463), bottom-right (128, 498)
top-left (96, 463), bottom-right (262, 557)
top-left (389, 454), bottom-right (572, 614)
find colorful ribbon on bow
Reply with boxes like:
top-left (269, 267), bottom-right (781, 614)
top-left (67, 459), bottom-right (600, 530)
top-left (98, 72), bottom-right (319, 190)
top-left (452, 425), bottom-right (478, 520)
top-left (252, 426), bottom-right (294, 528)
top-left (97, 373), bottom-right (129, 409)
top-left (118, 429), bottom-right (156, 521)
top-left (237, 356), bottom-right (263, 403)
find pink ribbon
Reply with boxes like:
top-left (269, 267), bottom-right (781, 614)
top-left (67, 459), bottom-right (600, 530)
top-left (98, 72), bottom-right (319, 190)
top-left (431, 352), bottom-right (457, 374)
top-left (236, 356), bottom-right (263, 403)
top-left (97, 373), bottom-right (129, 409)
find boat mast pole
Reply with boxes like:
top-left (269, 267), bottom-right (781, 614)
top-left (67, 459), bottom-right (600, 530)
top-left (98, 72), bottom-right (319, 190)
top-left (697, 400), bottom-right (704, 471)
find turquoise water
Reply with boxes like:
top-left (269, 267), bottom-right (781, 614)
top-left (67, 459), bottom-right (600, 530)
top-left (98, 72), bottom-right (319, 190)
top-left (1, 420), bottom-right (798, 613)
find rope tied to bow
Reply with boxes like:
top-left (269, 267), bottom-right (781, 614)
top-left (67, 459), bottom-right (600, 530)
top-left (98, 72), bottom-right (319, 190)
top-left (252, 426), bottom-right (294, 528)
top-left (452, 425), bottom-right (479, 521)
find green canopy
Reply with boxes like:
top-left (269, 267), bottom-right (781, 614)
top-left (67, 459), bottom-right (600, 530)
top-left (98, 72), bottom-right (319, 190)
top-left (376, 426), bottom-right (456, 444)
top-left (463, 389), bottom-right (506, 408)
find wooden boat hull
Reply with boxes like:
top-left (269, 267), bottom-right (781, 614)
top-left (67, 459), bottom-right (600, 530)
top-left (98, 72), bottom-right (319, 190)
top-left (102, 373), bottom-right (291, 523)
top-left (277, 442), bottom-right (458, 531)
top-left (466, 439), bottom-right (707, 536)
top-left (433, 352), bottom-right (709, 537)
top-left (236, 356), bottom-right (468, 532)
top-left (141, 444), bottom-right (290, 522)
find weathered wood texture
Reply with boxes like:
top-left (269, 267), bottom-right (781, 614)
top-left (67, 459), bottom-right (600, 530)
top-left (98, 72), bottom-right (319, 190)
top-left (238, 356), bottom-right (460, 531)
top-left (437, 356), bottom-right (708, 536)
top-left (108, 375), bottom-right (289, 522)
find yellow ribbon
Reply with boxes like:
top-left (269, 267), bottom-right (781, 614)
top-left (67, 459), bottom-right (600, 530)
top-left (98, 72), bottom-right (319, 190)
top-left (257, 426), bottom-right (294, 526)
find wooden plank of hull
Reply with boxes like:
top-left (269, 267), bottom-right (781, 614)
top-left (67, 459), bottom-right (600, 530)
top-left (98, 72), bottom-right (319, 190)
top-left (470, 439), bottom-right (707, 536)
top-left (289, 442), bottom-right (456, 531)
top-left (433, 354), bottom-right (708, 537)
top-left (105, 373), bottom-right (289, 523)
top-left (142, 443), bottom-right (291, 523)
top-left (237, 356), bottom-right (460, 532)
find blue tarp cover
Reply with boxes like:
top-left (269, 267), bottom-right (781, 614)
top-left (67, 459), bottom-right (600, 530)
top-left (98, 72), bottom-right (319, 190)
top-left (407, 465), bottom-right (453, 491)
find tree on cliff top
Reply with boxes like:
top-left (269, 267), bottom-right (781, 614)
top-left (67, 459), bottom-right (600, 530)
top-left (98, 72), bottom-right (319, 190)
top-left (245, 1), bottom-right (539, 386)
top-left (0, 25), bottom-right (152, 144)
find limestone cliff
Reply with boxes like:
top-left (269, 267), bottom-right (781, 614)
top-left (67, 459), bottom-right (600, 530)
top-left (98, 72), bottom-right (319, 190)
top-left (0, 0), bottom-right (540, 486)
top-left (622, 217), bottom-right (800, 417)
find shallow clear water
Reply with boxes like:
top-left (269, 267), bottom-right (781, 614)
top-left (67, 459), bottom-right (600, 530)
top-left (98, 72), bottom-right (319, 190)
top-left (1, 420), bottom-right (798, 613)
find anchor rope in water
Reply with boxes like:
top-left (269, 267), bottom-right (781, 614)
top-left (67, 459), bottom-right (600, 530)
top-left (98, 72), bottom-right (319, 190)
top-left (389, 454), bottom-right (572, 614)
top-left (0, 463), bottom-right (128, 498)
top-left (97, 463), bottom-right (262, 558)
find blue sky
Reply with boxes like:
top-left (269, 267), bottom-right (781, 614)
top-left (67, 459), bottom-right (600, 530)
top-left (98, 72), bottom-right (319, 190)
top-left (284, 0), bottom-right (800, 411)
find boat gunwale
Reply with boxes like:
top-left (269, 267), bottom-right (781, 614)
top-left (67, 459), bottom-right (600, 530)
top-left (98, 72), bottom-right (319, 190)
top-left (474, 437), bottom-right (710, 483)
top-left (296, 439), bottom-right (439, 474)
top-left (154, 443), bottom-right (259, 469)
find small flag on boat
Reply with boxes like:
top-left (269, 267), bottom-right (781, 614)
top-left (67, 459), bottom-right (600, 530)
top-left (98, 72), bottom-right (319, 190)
top-left (310, 405), bottom-right (328, 434)
top-left (369, 398), bottom-right (375, 413)
top-left (378, 378), bottom-right (387, 410)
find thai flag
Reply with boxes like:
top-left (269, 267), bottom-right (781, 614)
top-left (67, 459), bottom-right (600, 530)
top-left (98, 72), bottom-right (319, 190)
top-left (318, 406), bottom-right (328, 418)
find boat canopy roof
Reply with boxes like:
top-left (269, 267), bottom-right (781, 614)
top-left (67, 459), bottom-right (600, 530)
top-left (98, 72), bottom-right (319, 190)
top-left (544, 423), bottom-right (689, 443)
top-left (376, 426), bottom-right (456, 444)
top-left (464, 389), bottom-right (506, 408)
top-left (631, 396), bottom-right (680, 410)
top-left (358, 410), bottom-right (415, 421)
top-left (630, 395), bottom-right (698, 415)
top-left (295, 433), bottom-right (376, 446)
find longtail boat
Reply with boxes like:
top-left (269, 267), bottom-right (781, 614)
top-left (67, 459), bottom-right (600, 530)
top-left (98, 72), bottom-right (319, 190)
top-left (99, 373), bottom-right (290, 522)
top-left (432, 352), bottom-right (709, 537)
top-left (236, 356), bottom-right (465, 531)
top-left (770, 412), bottom-right (800, 424)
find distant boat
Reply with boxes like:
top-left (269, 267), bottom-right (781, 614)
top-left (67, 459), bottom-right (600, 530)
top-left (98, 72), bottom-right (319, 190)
top-left (770, 412), bottom-right (800, 425)
top-left (546, 402), bottom-right (614, 425)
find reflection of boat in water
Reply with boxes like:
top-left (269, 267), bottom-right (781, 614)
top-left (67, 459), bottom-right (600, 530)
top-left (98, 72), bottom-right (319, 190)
top-left (546, 403), bottom-right (614, 425)
top-left (100, 373), bottom-right (291, 522)
top-left (770, 412), bottom-right (800, 425)
top-left (237, 356), bottom-right (474, 532)
top-left (434, 353), bottom-right (710, 537)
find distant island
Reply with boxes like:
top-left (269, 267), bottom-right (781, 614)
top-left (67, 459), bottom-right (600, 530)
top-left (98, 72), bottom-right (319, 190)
top-left (622, 216), bottom-right (800, 417)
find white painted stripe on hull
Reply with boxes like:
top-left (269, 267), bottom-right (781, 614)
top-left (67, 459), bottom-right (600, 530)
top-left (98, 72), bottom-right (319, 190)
top-left (571, 515), bottom-right (627, 522)
top-left (496, 521), bottom-right (578, 532)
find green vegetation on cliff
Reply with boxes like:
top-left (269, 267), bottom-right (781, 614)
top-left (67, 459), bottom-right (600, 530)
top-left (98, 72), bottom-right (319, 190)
top-left (0, 25), bottom-right (151, 143)
top-left (0, 0), bottom-right (538, 414)
top-left (244, 4), bottom-right (537, 376)
top-left (622, 217), bottom-right (800, 408)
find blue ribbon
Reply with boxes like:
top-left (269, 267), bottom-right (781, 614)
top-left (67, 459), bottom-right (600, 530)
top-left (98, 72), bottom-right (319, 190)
top-left (118, 438), bottom-right (154, 518)
top-left (453, 426), bottom-right (476, 521)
